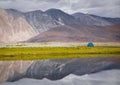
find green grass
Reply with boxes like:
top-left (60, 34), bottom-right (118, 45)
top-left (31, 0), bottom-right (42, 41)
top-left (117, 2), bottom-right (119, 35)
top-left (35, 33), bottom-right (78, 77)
top-left (0, 46), bottom-right (120, 60)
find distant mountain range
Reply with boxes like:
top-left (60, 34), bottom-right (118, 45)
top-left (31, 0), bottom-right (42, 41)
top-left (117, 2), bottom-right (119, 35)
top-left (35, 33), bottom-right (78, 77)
top-left (0, 8), bottom-right (120, 43)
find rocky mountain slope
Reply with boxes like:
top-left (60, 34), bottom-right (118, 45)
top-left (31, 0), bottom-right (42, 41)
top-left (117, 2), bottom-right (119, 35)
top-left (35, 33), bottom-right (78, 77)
top-left (0, 8), bottom-right (36, 43)
top-left (72, 12), bottom-right (120, 26)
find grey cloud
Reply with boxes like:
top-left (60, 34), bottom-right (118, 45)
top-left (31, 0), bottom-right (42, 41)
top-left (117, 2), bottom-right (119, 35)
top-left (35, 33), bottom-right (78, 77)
top-left (0, 0), bottom-right (120, 18)
top-left (41, 0), bottom-right (60, 3)
top-left (68, 0), bottom-right (120, 17)
top-left (70, 0), bottom-right (120, 10)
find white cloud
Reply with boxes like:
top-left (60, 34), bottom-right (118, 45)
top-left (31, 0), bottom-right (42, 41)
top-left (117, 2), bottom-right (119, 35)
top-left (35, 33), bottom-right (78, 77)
top-left (0, 0), bottom-right (120, 18)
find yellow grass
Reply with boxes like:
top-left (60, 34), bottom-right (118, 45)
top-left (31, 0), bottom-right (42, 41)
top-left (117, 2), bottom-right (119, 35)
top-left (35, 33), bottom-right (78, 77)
top-left (0, 46), bottom-right (120, 60)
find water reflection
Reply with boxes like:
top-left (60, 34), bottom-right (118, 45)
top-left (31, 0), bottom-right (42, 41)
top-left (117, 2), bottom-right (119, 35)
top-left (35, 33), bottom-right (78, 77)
top-left (0, 56), bottom-right (120, 85)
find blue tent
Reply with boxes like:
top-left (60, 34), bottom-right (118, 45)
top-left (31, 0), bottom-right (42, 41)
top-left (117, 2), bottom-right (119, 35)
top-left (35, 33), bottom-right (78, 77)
top-left (87, 42), bottom-right (94, 47)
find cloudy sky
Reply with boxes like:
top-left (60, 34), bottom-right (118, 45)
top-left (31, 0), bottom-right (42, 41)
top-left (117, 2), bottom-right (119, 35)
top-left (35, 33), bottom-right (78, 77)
top-left (0, 0), bottom-right (120, 18)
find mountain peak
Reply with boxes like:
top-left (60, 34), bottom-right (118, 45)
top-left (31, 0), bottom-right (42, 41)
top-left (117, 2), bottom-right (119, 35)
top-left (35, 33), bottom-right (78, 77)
top-left (72, 12), bottom-right (86, 16)
top-left (25, 10), bottom-right (43, 14)
top-left (45, 8), bottom-right (63, 13)
top-left (45, 8), bottom-right (71, 17)
top-left (5, 8), bottom-right (21, 12)
top-left (45, 8), bottom-right (76, 25)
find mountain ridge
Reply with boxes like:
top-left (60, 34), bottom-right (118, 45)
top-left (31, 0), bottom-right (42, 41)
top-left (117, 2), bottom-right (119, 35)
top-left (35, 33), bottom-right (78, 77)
top-left (0, 8), bottom-right (120, 43)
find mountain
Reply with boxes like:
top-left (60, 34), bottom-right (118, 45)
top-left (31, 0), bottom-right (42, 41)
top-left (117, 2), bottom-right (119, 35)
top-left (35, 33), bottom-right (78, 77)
top-left (25, 9), bottom-right (120, 42)
top-left (24, 9), bottom-right (120, 35)
top-left (72, 12), bottom-right (120, 26)
top-left (24, 9), bottom-right (120, 42)
top-left (45, 9), bottom-right (78, 25)
top-left (0, 8), bottom-right (120, 43)
top-left (0, 57), bottom-right (120, 82)
top-left (5, 9), bottom-right (24, 20)
top-left (0, 8), bottom-right (36, 43)
top-left (24, 10), bottom-right (57, 34)
top-left (24, 9), bottom-right (78, 34)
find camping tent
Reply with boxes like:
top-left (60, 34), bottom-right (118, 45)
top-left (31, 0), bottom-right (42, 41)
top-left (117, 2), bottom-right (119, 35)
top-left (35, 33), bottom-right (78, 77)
top-left (87, 42), bottom-right (94, 47)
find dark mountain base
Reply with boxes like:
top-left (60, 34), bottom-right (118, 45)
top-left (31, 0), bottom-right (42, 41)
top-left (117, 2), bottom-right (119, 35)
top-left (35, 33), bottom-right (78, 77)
top-left (27, 25), bottom-right (120, 42)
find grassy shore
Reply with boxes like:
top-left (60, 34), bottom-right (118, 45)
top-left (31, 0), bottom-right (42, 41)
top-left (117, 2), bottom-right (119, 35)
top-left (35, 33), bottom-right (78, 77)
top-left (0, 46), bottom-right (120, 60)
